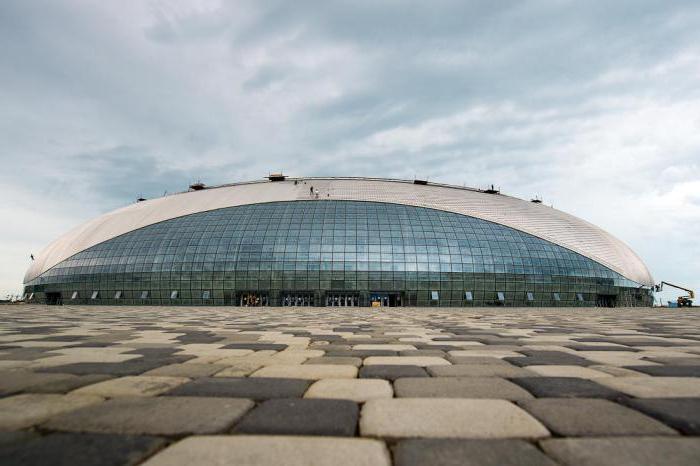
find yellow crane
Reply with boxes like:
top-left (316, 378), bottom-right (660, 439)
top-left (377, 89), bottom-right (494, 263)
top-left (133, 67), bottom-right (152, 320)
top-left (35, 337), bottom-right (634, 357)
top-left (655, 281), bottom-right (695, 307)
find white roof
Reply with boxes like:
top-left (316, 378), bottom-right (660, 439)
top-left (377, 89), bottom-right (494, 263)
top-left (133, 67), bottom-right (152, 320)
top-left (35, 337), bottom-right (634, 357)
top-left (24, 177), bottom-right (654, 286)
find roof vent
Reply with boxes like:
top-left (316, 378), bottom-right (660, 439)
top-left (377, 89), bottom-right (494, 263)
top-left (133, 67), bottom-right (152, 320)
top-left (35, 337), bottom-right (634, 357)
top-left (484, 184), bottom-right (500, 194)
top-left (189, 182), bottom-right (206, 191)
top-left (414, 179), bottom-right (428, 185)
top-left (136, 197), bottom-right (146, 202)
top-left (530, 198), bottom-right (542, 204)
top-left (268, 173), bottom-right (286, 181)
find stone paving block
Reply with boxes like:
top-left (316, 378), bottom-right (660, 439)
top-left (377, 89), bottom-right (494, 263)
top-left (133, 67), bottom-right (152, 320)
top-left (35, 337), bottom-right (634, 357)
top-left (575, 351), bottom-right (659, 366)
top-left (393, 439), bottom-right (558, 466)
top-left (72, 376), bottom-right (189, 397)
top-left (511, 377), bottom-right (626, 399)
top-left (446, 356), bottom-right (516, 365)
top-left (353, 344), bottom-right (417, 351)
top-left (233, 398), bottom-right (358, 436)
top-left (540, 437), bottom-right (700, 466)
top-left (325, 350), bottom-right (398, 357)
top-left (394, 377), bottom-right (533, 401)
top-left (37, 358), bottom-right (193, 376)
top-left (0, 370), bottom-right (104, 396)
top-left (304, 356), bottom-right (363, 367)
top-left (141, 435), bottom-right (390, 466)
top-left (166, 377), bottom-right (311, 400)
top-left (221, 343), bottom-right (288, 351)
top-left (214, 361), bottom-right (263, 377)
top-left (142, 363), bottom-right (226, 377)
top-left (43, 396), bottom-right (253, 436)
top-left (360, 399), bottom-right (549, 439)
top-left (0, 431), bottom-right (38, 446)
top-left (359, 365), bottom-right (429, 380)
top-left (506, 350), bottom-right (593, 367)
top-left (525, 365), bottom-right (612, 378)
top-left (624, 365), bottom-right (700, 377)
top-left (363, 356), bottom-right (450, 367)
top-left (622, 398), bottom-right (700, 434)
top-left (427, 364), bottom-right (537, 378)
top-left (399, 350), bottom-right (447, 357)
top-left (305, 378), bottom-right (393, 402)
top-left (597, 377), bottom-right (700, 398)
top-left (521, 398), bottom-right (677, 436)
top-left (250, 364), bottom-right (357, 379)
top-left (449, 350), bottom-right (524, 359)
top-left (0, 393), bottom-right (103, 430)
top-left (0, 432), bottom-right (166, 466)
top-left (588, 365), bottom-right (649, 377)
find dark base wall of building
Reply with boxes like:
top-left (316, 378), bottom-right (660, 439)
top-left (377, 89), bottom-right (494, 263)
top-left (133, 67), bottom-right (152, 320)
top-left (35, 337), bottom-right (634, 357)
top-left (23, 272), bottom-right (654, 307)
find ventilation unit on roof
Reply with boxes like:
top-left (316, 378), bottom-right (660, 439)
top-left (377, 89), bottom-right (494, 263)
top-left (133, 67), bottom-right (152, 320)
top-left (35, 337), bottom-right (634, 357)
top-left (268, 173), bottom-right (286, 181)
top-left (136, 197), bottom-right (146, 202)
top-left (413, 179), bottom-right (428, 185)
top-left (484, 184), bottom-right (500, 194)
top-left (531, 198), bottom-right (542, 204)
top-left (189, 182), bottom-right (206, 191)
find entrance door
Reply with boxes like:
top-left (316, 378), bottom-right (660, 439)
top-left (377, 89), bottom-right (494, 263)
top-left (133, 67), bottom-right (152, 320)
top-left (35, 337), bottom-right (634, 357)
top-left (45, 292), bottom-right (63, 305)
top-left (370, 292), bottom-right (402, 307)
top-left (325, 292), bottom-right (359, 307)
top-left (596, 294), bottom-right (617, 308)
top-left (239, 292), bottom-right (268, 307)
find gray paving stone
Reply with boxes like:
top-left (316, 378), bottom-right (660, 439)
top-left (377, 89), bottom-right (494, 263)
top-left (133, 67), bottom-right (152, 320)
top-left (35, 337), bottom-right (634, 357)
top-left (166, 377), bottom-right (311, 400)
top-left (0, 393), bottom-right (104, 430)
top-left (394, 377), bottom-right (533, 401)
top-left (427, 364), bottom-right (537, 377)
top-left (0, 371), bottom-right (111, 395)
top-left (359, 365), bottom-right (429, 380)
top-left (141, 435), bottom-right (390, 466)
top-left (250, 364), bottom-right (358, 379)
top-left (446, 356), bottom-right (517, 365)
top-left (541, 437), bottom-right (700, 466)
top-left (511, 377), bottom-right (626, 399)
top-left (623, 398), bottom-right (700, 434)
top-left (360, 399), bottom-right (549, 439)
top-left (72, 376), bottom-right (189, 397)
top-left (43, 396), bottom-right (253, 436)
top-left (624, 365), bottom-right (700, 377)
top-left (0, 432), bottom-right (166, 466)
top-left (521, 398), bottom-right (677, 436)
top-left (393, 439), bottom-right (558, 466)
top-left (506, 350), bottom-right (593, 367)
top-left (233, 398), bottom-right (358, 436)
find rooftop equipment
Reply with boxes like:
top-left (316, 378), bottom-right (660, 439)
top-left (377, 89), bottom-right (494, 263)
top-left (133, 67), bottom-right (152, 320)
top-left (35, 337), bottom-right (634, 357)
top-left (413, 179), bottom-right (428, 185)
top-left (189, 182), bottom-right (206, 191)
top-left (268, 173), bottom-right (286, 181)
top-left (484, 184), bottom-right (500, 194)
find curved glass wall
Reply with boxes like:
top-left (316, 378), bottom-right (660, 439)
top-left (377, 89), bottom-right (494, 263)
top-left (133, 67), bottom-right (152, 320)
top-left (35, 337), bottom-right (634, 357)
top-left (24, 201), bottom-right (652, 307)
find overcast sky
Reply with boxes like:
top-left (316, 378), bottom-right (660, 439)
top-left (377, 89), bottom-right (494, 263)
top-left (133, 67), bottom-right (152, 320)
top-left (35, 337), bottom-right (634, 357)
top-left (1, 0), bottom-right (698, 303)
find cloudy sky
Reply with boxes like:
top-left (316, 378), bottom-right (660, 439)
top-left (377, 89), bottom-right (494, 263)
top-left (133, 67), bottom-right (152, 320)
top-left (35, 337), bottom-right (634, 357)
top-left (1, 0), bottom-right (698, 303)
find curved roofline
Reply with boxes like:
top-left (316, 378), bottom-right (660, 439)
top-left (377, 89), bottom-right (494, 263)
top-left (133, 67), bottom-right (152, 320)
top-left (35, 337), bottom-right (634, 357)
top-left (24, 176), bottom-right (654, 286)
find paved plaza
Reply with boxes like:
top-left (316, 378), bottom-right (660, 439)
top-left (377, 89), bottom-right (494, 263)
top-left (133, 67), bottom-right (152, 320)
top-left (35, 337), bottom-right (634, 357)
top-left (1, 305), bottom-right (699, 465)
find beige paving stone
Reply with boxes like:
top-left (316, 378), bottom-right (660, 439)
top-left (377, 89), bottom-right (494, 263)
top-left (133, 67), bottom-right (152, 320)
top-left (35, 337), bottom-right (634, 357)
top-left (71, 376), bottom-right (190, 397)
top-left (596, 377), bottom-right (700, 398)
top-left (218, 353), bottom-right (308, 366)
top-left (588, 365), bottom-right (649, 377)
top-left (214, 361), bottom-right (263, 377)
top-left (0, 361), bottom-right (32, 370)
top-left (360, 399), bottom-right (549, 439)
top-left (143, 363), bottom-right (227, 377)
top-left (526, 365), bottom-right (612, 379)
top-left (0, 393), bottom-right (103, 430)
top-left (304, 378), bottom-right (393, 402)
top-left (427, 364), bottom-right (537, 378)
top-left (363, 356), bottom-right (450, 367)
top-left (141, 435), bottom-right (391, 466)
top-left (251, 365), bottom-right (358, 380)
top-left (305, 357), bottom-right (363, 367)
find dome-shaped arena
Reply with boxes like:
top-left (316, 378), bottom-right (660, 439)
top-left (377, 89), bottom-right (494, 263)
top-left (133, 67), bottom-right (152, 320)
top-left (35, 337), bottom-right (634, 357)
top-left (23, 176), bottom-right (654, 307)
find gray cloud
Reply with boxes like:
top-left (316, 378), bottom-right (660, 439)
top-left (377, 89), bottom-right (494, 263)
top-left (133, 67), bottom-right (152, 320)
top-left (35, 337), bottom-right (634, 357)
top-left (0, 0), bottom-right (699, 302)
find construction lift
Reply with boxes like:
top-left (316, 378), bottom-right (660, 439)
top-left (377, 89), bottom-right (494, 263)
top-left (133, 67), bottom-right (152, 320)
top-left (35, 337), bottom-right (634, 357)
top-left (655, 282), bottom-right (695, 307)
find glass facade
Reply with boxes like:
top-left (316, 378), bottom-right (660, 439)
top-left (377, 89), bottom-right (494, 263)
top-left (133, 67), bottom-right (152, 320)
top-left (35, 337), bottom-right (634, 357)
top-left (24, 201), bottom-right (653, 307)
